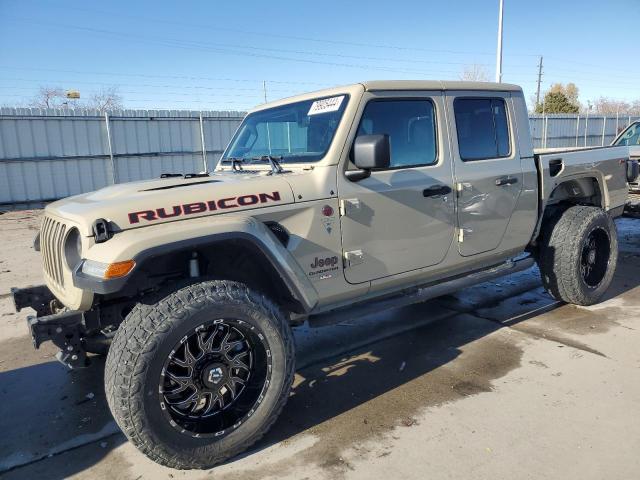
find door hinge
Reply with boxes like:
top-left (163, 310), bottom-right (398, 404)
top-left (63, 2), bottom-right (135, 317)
top-left (344, 250), bottom-right (364, 267)
top-left (458, 228), bottom-right (472, 242)
top-left (339, 198), bottom-right (361, 217)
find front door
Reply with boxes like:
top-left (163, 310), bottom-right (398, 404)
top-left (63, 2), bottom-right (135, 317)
top-left (447, 93), bottom-right (523, 256)
top-left (338, 92), bottom-right (456, 284)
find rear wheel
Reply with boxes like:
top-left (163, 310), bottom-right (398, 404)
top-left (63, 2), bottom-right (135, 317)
top-left (538, 205), bottom-right (617, 306)
top-left (104, 280), bottom-right (295, 469)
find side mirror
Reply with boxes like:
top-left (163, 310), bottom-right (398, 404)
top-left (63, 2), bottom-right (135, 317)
top-left (346, 134), bottom-right (391, 181)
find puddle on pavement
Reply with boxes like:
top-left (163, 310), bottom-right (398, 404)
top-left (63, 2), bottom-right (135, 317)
top-left (212, 314), bottom-right (524, 480)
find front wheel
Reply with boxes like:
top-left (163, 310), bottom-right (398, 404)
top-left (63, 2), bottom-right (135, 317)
top-left (538, 205), bottom-right (618, 306)
top-left (104, 280), bottom-right (295, 470)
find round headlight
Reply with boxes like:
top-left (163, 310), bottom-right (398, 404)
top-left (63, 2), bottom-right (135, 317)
top-left (64, 228), bottom-right (82, 270)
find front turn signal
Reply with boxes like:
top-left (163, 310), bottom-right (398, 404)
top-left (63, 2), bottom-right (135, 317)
top-left (82, 259), bottom-right (136, 279)
top-left (105, 260), bottom-right (136, 279)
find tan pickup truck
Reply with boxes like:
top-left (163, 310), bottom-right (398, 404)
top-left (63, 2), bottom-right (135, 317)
top-left (12, 81), bottom-right (637, 469)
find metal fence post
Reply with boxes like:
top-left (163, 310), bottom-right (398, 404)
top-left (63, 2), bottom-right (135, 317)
top-left (543, 115), bottom-right (548, 148)
top-left (575, 115), bottom-right (580, 147)
top-left (199, 112), bottom-right (208, 172)
top-left (601, 116), bottom-right (606, 146)
top-left (104, 112), bottom-right (117, 184)
top-left (584, 112), bottom-right (589, 147)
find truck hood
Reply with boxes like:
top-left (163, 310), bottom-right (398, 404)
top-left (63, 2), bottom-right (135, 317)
top-left (45, 172), bottom-right (295, 236)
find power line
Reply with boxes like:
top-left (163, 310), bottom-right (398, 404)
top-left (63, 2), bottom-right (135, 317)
top-left (35, 3), bottom-right (541, 58)
top-left (0, 77), bottom-right (303, 93)
top-left (6, 19), bottom-right (476, 77)
top-left (0, 66), bottom-right (329, 86)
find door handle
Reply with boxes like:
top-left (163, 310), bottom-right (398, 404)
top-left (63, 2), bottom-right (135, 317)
top-left (495, 176), bottom-right (518, 186)
top-left (423, 184), bottom-right (452, 197)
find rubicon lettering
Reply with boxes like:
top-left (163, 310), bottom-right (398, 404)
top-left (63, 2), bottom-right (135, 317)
top-left (128, 191), bottom-right (282, 224)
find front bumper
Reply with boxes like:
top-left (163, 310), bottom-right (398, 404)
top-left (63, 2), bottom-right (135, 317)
top-left (12, 285), bottom-right (89, 369)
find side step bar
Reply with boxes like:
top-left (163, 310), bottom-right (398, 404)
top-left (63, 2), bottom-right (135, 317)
top-left (309, 255), bottom-right (535, 328)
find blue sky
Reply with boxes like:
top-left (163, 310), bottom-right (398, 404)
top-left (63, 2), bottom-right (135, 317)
top-left (1, 0), bottom-right (638, 111)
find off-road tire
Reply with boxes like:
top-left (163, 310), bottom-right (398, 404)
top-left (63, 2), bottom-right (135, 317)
top-left (104, 280), bottom-right (295, 470)
top-left (538, 205), bottom-right (617, 306)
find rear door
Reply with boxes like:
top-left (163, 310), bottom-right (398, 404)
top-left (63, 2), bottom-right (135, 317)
top-left (447, 92), bottom-right (523, 256)
top-left (338, 91), bottom-right (456, 284)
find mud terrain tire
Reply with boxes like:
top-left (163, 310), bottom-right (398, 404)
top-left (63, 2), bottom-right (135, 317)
top-left (538, 205), bottom-right (617, 306)
top-left (104, 280), bottom-right (295, 469)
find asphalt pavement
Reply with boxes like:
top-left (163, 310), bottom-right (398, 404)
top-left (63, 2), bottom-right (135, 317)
top-left (1, 210), bottom-right (639, 480)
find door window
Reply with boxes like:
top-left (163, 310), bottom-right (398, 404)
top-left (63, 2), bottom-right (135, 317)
top-left (357, 99), bottom-right (437, 168)
top-left (454, 98), bottom-right (511, 161)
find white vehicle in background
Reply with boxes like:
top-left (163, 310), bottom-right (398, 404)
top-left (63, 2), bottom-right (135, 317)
top-left (613, 122), bottom-right (640, 206)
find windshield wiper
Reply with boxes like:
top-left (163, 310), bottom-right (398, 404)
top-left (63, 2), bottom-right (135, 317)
top-left (219, 157), bottom-right (245, 171)
top-left (249, 155), bottom-right (287, 175)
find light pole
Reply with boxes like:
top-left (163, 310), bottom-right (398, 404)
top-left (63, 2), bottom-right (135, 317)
top-left (495, 0), bottom-right (504, 83)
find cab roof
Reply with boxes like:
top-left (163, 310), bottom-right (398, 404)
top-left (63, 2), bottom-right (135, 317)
top-left (251, 80), bottom-right (522, 113)
top-left (361, 80), bottom-right (522, 92)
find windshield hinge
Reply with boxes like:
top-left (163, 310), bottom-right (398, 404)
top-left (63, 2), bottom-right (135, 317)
top-left (339, 198), bottom-right (360, 217)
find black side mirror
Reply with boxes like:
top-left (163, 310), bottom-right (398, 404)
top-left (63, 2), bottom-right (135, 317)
top-left (346, 134), bottom-right (391, 181)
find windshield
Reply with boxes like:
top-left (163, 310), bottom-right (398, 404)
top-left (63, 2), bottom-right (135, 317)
top-left (614, 122), bottom-right (640, 146)
top-left (222, 94), bottom-right (349, 164)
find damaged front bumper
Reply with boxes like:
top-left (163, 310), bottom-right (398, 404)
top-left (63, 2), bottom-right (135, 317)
top-left (12, 285), bottom-right (89, 369)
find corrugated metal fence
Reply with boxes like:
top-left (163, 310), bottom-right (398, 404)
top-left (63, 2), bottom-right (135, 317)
top-left (1, 108), bottom-right (639, 205)
top-left (530, 114), bottom-right (640, 149)
top-left (0, 108), bottom-right (243, 205)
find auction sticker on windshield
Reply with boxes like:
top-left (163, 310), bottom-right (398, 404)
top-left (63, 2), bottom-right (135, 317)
top-left (308, 95), bottom-right (345, 115)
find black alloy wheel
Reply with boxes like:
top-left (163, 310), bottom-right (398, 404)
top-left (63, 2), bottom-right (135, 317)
top-left (579, 227), bottom-right (611, 289)
top-left (160, 319), bottom-right (270, 437)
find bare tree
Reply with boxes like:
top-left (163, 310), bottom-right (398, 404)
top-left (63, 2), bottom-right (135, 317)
top-left (29, 87), bottom-right (68, 108)
top-left (28, 85), bottom-right (124, 111)
top-left (592, 97), bottom-right (630, 115)
top-left (459, 64), bottom-right (490, 82)
top-left (587, 97), bottom-right (640, 115)
top-left (87, 86), bottom-right (123, 111)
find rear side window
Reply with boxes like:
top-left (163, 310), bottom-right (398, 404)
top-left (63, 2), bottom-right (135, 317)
top-left (357, 99), bottom-right (437, 168)
top-left (454, 98), bottom-right (511, 161)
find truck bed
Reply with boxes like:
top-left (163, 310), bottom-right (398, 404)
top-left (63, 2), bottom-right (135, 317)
top-left (535, 145), bottom-right (629, 214)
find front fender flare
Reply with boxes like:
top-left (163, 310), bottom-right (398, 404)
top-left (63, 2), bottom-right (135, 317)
top-left (73, 215), bottom-right (319, 312)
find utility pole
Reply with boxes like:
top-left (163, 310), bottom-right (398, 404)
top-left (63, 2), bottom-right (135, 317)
top-left (263, 80), bottom-right (268, 103)
top-left (535, 56), bottom-right (544, 107)
top-left (495, 0), bottom-right (504, 82)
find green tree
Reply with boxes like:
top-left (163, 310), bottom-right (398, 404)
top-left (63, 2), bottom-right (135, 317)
top-left (535, 91), bottom-right (580, 114)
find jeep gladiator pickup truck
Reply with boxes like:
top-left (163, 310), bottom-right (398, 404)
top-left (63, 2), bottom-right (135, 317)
top-left (12, 81), bottom-right (637, 469)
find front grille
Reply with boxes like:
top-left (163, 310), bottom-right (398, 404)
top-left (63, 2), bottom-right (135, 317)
top-left (41, 216), bottom-right (67, 288)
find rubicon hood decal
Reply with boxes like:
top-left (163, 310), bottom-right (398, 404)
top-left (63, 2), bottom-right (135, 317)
top-left (43, 172), bottom-right (295, 235)
top-left (129, 191), bottom-right (282, 224)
